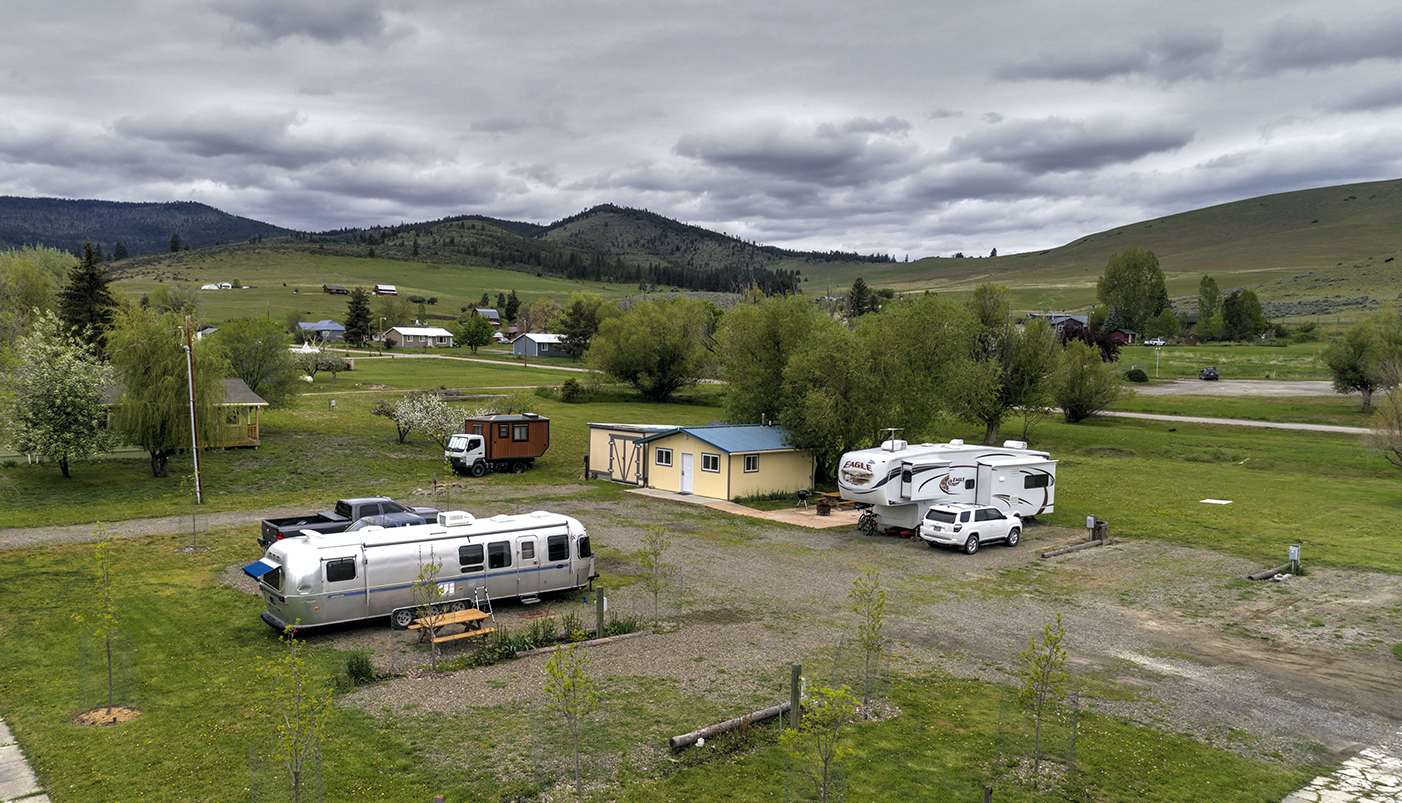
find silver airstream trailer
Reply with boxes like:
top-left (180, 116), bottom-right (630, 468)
top-left (243, 510), bottom-right (596, 630)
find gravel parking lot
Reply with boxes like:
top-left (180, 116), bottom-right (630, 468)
top-left (217, 490), bottom-right (1402, 767)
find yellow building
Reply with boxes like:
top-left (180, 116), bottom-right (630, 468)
top-left (634, 425), bottom-right (813, 501)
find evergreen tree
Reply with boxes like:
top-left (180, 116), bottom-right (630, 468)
top-left (496, 291), bottom-right (507, 311)
top-left (57, 241), bottom-right (117, 353)
top-left (169, 233), bottom-right (181, 252)
top-left (505, 289), bottom-right (521, 323)
top-left (344, 287), bottom-right (372, 346)
top-left (846, 277), bottom-right (875, 318)
top-left (113, 242), bottom-right (128, 260)
top-left (479, 292), bottom-right (490, 308)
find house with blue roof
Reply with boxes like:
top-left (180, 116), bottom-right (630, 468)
top-left (297, 319), bottom-right (346, 342)
top-left (632, 424), bottom-right (813, 500)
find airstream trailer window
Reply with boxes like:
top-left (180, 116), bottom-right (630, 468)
top-left (1024, 474), bottom-right (1051, 489)
top-left (577, 536), bottom-right (592, 559)
top-left (262, 567), bottom-right (283, 591)
top-left (459, 544), bottom-right (484, 572)
top-left (547, 535), bottom-right (569, 561)
top-left (521, 540), bottom-right (535, 560)
top-left (488, 541), bottom-right (512, 569)
top-left (325, 558), bottom-right (356, 583)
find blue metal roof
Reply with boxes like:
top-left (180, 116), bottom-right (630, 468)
top-left (635, 425), bottom-right (795, 454)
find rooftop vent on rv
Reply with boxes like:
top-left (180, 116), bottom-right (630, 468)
top-left (881, 439), bottom-right (908, 452)
top-left (438, 511), bottom-right (475, 527)
top-left (948, 439), bottom-right (964, 446)
top-left (1002, 440), bottom-right (1028, 450)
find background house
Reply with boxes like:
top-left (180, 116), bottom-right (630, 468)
top-left (385, 326), bottom-right (454, 348)
top-left (512, 333), bottom-right (568, 358)
top-left (374, 284), bottom-right (397, 295)
top-left (633, 424), bottom-right (813, 501)
top-left (217, 378), bottom-right (270, 447)
top-left (322, 284), bottom-right (348, 295)
top-left (471, 308), bottom-right (502, 327)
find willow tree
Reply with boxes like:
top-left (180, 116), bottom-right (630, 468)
top-left (107, 307), bottom-right (227, 477)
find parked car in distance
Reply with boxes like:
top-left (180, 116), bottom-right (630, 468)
top-left (1145, 337), bottom-right (1166, 346)
top-left (1200, 367), bottom-right (1219, 380)
top-left (918, 503), bottom-right (1022, 554)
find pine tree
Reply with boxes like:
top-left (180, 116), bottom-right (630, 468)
top-left (113, 242), bottom-right (128, 260)
top-left (344, 287), bottom-right (372, 346)
top-left (57, 241), bottom-right (117, 353)
top-left (505, 289), bottom-right (520, 323)
top-left (169, 233), bottom-right (181, 252)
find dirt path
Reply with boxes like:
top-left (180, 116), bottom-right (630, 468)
top-left (1135, 379), bottom-right (1341, 397)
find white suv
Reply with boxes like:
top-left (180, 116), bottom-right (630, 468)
top-left (919, 504), bottom-right (1021, 554)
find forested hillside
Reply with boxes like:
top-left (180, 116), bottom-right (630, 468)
top-left (0, 197), bottom-right (294, 257)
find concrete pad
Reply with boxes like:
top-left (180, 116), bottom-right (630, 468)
top-left (0, 719), bottom-right (11, 745)
top-left (627, 487), bottom-right (863, 530)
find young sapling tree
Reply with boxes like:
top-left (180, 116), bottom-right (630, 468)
top-left (848, 569), bottom-right (886, 708)
top-left (268, 622), bottom-right (332, 803)
top-left (409, 547), bottom-right (447, 670)
top-left (544, 643), bottom-right (599, 796)
top-left (637, 525), bottom-right (674, 628)
top-left (1018, 612), bottom-right (1070, 781)
top-left (780, 684), bottom-right (857, 803)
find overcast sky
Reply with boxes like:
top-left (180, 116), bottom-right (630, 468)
top-left (4, 0), bottom-right (1402, 257)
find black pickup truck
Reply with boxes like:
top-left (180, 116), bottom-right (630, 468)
top-left (258, 497), bottom-right (439, 547)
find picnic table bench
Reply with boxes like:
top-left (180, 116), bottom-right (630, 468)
top-left (407, 608), bottom-right (495, 644)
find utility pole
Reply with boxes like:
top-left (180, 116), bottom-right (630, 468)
top-left (184, 315), bottom-right (203, 504)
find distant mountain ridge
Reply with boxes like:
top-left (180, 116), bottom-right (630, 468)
top-left (0, 196), bottom-right (295, 256)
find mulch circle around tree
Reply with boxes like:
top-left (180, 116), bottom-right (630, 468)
top-left (75, 707), bottom-right (141, 726)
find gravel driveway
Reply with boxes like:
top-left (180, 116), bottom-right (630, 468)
top-left (1134, 379), bottom-right (1341, 397)
top-left (215, 491), bottom-right (1402, 768)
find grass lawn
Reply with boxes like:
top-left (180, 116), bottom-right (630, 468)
top-left (1110, 393), bottom-right (1371, 427)
top-left (0, 526), bottom-right (1322, 803)
top-left (1116, 342), bottom-right (1330, 381)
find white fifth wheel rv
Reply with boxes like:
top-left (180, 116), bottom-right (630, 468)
top-left (243, 510), bottom-right (596, 631)
top-left (837, 438), bottom-right (1056, 534)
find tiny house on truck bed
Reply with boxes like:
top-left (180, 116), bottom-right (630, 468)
top-left (447, 413), bottom-right (551, 476)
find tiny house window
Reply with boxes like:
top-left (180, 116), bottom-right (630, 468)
top-left (744, 455), bottom-right (759, 473)
top-left (325, 558), bottom-right (356, 583)
top-left (1024, 474), bottom-right (1051, 489)
top-left (488, 541), bottom-right (512, 569)
top-left (498, 424), bottom-right (510, 439)
top-left (701, 453), bottom-right (720, 472)
top-left (471, 424), bottom-right (484, 435)
top-left (513, 424), bottom-right (529, 442)
top-left (656, 448), bottom-right (673, 467)
top-left (547, 535), bottom-right (569, 561)
top-left (459, 544), bottom-right (484, 571)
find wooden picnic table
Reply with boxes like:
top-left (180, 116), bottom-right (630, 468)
top-left (408, 608), bottom-right (495, 644)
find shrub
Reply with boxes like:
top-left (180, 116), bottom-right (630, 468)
top-left (533, 386), bottom-right (557, 400)
top-left (345, 649), bottom-right (376, 685)
top-left (560, 378), bottom-right (583, 403)
top-left (604, 613), bottom-right (643, 637)
top-left (1124, 368), bottom-right (1148, 383)
top-left (560, 611), bottom-right (589, 642)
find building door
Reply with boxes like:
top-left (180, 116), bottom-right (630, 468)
top-left (680, 452), bottom-right (694, 494)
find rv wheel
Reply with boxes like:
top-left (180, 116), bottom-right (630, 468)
top-left (963, 535), bottom-right (980, 555)
top-left (469, 462), bottom-right (487, 478)
top-left (511, 461), bottom-right (526, 474)
top-left (390, 609), bottom-right (415, 629)
top-left (449, 601), bottom-right (467, 613)
top-left (1006, 528), bottom-right (1020, 547)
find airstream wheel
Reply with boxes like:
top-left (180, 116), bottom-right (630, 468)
top-left (390, 609), bottom-right (414, 629)
top-left (449, 601), bottom-right (467, 613)
top-left (469, 462), bottom-right (487, 478)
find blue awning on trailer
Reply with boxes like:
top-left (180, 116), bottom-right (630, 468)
top-left (242, 559), bottom-right (278, 580)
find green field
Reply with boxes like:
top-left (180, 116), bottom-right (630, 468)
top-left (111, 247), bottom-right (637, 325)
top-left (1116, 342), bottom-right (1331, 381)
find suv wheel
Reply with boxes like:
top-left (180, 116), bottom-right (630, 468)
top-left (963, 534), bottom-right (980, 555)
top-left (1006, 527), bottom-right (1020, 547)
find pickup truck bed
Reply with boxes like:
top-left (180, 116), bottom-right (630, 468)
top-left (259, 497), bottom-right (438, 547)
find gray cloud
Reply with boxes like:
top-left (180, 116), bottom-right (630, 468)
top-left (994, 29), bottom-right (1222, 82)
top-left (212, 0), bottom-right (398, 44)
top-left (1322, 84), bottom-right (1402, 114)
top-left (1249, 14), bottom-right (1402, 73)
top-left (674, 119), bottom-right (919, 186)
top-left (949, 116), bottom-right (1195, 173)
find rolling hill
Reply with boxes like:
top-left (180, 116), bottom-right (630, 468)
top-left (0, 196), bottom-right (294, 256)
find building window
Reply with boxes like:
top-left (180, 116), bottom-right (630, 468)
top-left (701, 453), bottom-right (720, 472)
top-left (655, 448), bottom-right (673, 467)
top-left (1024, 474), bottom-right (1051, 489)
top-left (487, 541), bottom-right (512, 569)
top-left (744, 455), bottom-right (759, 473)
top-left (325, 558), bottom-right (356, 583)
top-left (513, 424), bottom-right (529, 442)
top-left (498, 424), bottom-right (510, 439)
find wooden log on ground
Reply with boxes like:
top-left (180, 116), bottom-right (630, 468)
top-left (1247, 563), bottom-right (1293, 581)
top-left (670, 701), bottom-right (791, 750)
top-left (1040, 539), bottom-right (1103, 558)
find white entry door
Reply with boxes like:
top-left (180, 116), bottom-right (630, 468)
top-left (680, 452), bottom-right (694, 494)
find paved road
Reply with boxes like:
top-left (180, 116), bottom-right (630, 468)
top-left (1134, 378), bottom-right (1341, 397)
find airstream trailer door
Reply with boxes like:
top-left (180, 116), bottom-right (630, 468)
top-left (517, 535), bottom-right (542, 596)
top-left (321, 547), bottom-right (368, 623)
